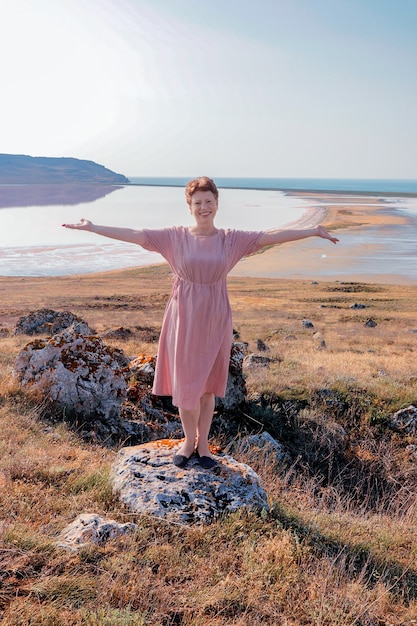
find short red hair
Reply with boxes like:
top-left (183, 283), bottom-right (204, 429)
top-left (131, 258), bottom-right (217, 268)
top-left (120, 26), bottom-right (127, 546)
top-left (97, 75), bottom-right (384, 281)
top-left (185, 176), bottom-right (219, 206)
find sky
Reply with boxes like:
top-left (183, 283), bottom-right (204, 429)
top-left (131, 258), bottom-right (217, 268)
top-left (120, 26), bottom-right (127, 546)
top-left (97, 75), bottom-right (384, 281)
top-left (1, 0), bottom-right (416, 179)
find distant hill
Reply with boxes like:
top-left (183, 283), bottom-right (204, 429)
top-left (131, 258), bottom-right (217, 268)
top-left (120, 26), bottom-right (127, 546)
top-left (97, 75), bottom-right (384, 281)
top-left (0, 154), bottom-right (130, 184)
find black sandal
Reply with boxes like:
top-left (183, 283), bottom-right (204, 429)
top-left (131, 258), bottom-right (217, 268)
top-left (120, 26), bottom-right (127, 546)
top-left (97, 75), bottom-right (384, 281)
top-left (172, 453), bottom-right (192, 468)
top-left (197, 454), bottom-right (217, 469)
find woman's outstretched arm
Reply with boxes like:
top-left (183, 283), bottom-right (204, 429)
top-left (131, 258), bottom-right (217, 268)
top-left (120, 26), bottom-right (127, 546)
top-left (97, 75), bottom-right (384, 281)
top-left (257, 224), bottom-right (339, 247)
top-left (62, 218), bottom-right (147, 247)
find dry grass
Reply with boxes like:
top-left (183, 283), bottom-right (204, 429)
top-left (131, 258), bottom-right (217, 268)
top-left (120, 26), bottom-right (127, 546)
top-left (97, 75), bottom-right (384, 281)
top-left (1, 266), bottom-right (417, 624)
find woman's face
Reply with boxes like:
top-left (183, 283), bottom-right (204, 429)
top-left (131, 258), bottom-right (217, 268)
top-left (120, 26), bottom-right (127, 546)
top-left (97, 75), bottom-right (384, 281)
top-left (189, 190), bottom-right (218, 225)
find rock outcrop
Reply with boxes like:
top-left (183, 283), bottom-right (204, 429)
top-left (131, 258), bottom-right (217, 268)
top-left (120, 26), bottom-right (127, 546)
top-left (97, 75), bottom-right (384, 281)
top-left (235, 431), bottom-right (291, 466)
top-left (111, 440), bottom-right (269, 524)
top-left (14, 309), bottom-right (93, 336)
top-left (216, 343), bottom-right (247, 411)
top-left (13, 317), bottom-right (249, 445)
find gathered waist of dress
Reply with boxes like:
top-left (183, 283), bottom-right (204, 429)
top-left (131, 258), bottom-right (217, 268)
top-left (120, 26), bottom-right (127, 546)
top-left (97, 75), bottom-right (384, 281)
top-left (172, 274), bottom-right (226, 288)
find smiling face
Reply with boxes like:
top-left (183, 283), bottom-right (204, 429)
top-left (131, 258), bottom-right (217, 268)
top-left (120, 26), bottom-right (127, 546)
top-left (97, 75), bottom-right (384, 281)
top-left (189, 189), bottom-right (218, 228)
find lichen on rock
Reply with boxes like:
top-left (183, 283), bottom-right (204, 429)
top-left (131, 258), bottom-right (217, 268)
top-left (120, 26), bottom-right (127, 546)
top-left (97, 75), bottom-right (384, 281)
top-left (111, 440), bottom-right (269, 524)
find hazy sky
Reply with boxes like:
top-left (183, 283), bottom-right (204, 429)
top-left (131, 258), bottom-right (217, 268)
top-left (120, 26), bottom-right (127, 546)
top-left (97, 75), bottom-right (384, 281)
top-left (1, 0), bottom-right (416, 178)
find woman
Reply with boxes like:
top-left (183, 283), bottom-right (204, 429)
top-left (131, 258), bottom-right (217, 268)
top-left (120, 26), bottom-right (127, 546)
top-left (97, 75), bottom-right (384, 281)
top-left (63, 176), bottom-right (338, 469)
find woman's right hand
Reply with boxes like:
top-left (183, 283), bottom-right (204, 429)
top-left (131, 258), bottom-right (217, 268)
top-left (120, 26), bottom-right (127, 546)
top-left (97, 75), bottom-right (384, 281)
top-left (62, 218), bottom-right (93, 231)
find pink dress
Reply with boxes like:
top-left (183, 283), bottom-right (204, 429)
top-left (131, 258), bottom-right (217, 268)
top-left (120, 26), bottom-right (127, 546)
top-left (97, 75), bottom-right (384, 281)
top-left (141, 226), bottom-right (265, 410)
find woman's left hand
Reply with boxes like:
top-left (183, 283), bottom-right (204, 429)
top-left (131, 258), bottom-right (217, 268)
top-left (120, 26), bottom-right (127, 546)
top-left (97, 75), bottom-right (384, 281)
top-left (316, 225), bottom-right (339, 244)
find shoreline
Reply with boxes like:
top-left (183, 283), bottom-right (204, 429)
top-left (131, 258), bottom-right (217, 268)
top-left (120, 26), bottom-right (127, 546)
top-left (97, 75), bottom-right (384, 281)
top-left (135, 185), bottom-right (417, 199)
top-left (231, 191), bottom-right (417, 284)
top-left (126, 179), bottom-right (417, 198)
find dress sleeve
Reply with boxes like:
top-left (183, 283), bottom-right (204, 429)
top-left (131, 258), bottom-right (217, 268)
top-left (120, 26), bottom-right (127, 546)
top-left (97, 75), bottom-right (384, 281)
top-left (141, 228), bottom-right (177, 265)
top-left (226, 229), bottom-right (265, 269)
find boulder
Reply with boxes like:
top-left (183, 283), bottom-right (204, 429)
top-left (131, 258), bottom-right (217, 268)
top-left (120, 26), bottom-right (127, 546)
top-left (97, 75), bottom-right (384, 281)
top-left (14, 308), bottom-right (93, 336)
top-left (217, 371), bottom-right (246, 411)
top-left (122, 379), bottom-right (183, 443)
top-left (233, 431), bottom-right (291, 466)
top-left (215, 343), bottom-right (247, 411)
top-left (56, 514), bottom-right (137, 551)
top-left (228, 342), bottom-right (247, 373)
top-left (13, 328), bottom-right (127, 427)
top-left (111, 440), bottom-right (269, 524)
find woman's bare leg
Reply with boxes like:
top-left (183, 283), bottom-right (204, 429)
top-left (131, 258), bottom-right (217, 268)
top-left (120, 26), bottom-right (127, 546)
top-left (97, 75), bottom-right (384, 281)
top-left (196, 392), bottom-right (215, 458)
top-left (177, 406), bottom-right (199, 458)
top-left (176, 393), bottom-right (216, 464)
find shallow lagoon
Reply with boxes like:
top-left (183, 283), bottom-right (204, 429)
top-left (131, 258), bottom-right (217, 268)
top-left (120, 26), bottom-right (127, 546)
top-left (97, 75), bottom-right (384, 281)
top-left (0, 185), bottom-right (309, 276)
top-left (1, 183), bottom-right (417, 279)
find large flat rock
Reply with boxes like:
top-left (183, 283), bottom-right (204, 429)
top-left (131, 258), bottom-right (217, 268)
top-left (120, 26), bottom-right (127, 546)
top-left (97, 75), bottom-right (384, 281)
top-left (111, 440), bottom-right (269, 524)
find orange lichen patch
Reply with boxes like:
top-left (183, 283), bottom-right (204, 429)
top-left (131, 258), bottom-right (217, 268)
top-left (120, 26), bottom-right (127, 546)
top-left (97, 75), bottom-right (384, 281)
top-left (130, 354), bottom-right (156, 367)
top-left (135, 439), bottom-right (223, 453)
top-left (154, 438), bottom-right (183, 449)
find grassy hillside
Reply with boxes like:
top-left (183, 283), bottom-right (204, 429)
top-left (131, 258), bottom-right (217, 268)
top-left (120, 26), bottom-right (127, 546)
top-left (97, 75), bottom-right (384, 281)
top-left (1, 265), bottom-right (417, 625)
top-left (0, 154), bottom-right (129, 184)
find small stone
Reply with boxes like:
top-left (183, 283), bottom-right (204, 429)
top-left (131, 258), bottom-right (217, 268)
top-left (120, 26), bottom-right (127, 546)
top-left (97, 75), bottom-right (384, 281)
top-left (390, 405), bottom-right (417, 435)
top-left (256, 339), bottom-right (268, 352)
top-left (405, 444), bottom-right (417, 460)
top-left (365, 319), bottom-right (377, 328)
top-left (56, 514), bottom-right (137, 551)
top-left (243, 354), bottom-right (274, 369)
top-left (302, 319), bottom-right (315, 329)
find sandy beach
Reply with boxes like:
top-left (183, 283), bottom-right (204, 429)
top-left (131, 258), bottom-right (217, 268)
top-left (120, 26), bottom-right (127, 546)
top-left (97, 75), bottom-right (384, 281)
top-left (231, 192), bottom-right (417, 284)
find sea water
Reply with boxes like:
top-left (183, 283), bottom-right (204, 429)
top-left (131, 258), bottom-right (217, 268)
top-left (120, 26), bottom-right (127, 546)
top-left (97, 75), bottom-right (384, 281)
top-left (129, 177), bottom-right (417, 195)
